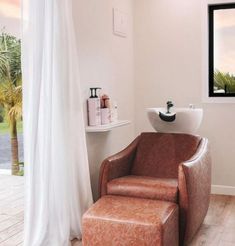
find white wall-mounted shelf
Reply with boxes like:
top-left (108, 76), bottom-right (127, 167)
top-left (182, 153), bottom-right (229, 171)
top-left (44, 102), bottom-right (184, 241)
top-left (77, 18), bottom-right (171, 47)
top-left (86, 120), bottom-right (130, 132)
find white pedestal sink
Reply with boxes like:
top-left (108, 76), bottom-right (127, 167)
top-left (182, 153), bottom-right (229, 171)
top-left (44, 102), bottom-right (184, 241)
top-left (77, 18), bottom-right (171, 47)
top-left (147, 107), bottom-right (203, 134)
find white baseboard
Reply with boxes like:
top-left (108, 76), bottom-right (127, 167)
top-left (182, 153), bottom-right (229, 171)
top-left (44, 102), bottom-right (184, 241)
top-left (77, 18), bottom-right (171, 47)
top-left (211, 185), bottom-right (235, 196)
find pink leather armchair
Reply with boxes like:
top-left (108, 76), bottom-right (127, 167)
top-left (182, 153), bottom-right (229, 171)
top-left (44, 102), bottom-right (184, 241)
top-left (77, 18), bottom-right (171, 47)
top-left (99, 133), bottom-right (211, 245)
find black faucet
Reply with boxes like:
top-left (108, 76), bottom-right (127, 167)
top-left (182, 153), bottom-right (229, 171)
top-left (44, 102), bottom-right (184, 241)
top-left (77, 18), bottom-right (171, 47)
top-left (166, 101), bottom-right (174, 114)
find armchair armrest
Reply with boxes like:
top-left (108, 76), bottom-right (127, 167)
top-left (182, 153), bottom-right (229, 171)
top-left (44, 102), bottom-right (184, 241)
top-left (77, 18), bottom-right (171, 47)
top-left (178, 138), bottom-right (211, 245)
top-left (99, 136), bottom-right (140, 197)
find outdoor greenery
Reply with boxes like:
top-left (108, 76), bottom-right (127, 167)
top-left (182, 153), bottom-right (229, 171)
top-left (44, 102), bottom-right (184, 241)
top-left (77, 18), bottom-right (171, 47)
top-left (0, 121), bottom-right (22, 135)
top-left (214, 70), bottom-right (235, 93)
top-left (0, 32), bottom-right (22, 175)
top-left (0, 106), bottom-right (4, 122)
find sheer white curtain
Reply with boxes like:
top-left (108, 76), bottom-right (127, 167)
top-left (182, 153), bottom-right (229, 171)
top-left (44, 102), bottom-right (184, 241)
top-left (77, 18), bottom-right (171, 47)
top-left (22, 0), bottom-right (93, 245)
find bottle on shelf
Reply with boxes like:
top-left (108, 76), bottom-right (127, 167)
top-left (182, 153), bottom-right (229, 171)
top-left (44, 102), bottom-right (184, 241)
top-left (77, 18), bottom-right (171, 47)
top-left (101, 94), bottom-right (111, 125)
top-left (87, 87), bottom-right (102, 126)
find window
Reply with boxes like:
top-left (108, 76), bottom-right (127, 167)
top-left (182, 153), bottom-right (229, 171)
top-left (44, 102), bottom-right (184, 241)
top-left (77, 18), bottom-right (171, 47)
top-left (209, 3), bottom-right (235, 97)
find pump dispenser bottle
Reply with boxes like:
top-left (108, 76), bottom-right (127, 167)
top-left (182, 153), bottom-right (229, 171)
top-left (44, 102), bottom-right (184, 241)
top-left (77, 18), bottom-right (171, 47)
top-left (87, 88), bottom-right (101, 126)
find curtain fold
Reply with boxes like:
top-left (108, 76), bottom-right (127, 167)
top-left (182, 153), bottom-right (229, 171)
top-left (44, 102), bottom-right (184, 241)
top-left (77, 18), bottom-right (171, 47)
top-left (22, 0), bottom-right (93, 245)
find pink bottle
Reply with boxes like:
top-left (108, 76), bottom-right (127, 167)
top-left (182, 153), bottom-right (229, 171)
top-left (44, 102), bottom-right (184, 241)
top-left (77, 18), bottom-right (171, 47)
top-left (87, 88), bottom-right (101, 126)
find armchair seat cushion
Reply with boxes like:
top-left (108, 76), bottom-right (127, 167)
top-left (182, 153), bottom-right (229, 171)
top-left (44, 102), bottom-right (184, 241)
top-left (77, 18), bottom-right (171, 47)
top-left (107, 175), bottom-right (178, 203)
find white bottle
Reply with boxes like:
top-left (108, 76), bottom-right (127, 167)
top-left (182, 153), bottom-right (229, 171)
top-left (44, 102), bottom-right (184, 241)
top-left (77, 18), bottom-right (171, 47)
top-left (111, 101), bottom-right (118, 122)
top-left (87, 88), bottom-right (101, 126)
top-left (101, 108), bottom-right (110, 125)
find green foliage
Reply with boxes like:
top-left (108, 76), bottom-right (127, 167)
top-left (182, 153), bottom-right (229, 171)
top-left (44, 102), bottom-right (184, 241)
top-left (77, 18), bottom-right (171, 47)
top-left (0, 121), bottom-right (9, 134)
top-left (0, 32), bottom-right (22, 121)
top-left (214, 70), bottom-right (235, 93)
top-left (17, 170), bottom-right (24, 176)
top-left (0, 32), bottom-right (22, 174)
top-left (0, 106), bottom-right (4, 122)
top-left (0, 121), bottom-right (23, 135)
top-left (0, 81), bottom-right (22, 120)
top-left (0, 32), bottom-right (21, 85)
top-left (17, 162), bottom-right (24, 176)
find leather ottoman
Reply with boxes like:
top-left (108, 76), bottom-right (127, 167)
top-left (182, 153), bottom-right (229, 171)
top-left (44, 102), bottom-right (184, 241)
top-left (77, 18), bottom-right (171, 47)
top-left (82, 195), bottom-right (179, 246)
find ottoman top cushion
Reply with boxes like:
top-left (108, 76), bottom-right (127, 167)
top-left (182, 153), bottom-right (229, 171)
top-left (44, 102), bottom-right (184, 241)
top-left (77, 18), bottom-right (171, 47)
top-left (83, 195), bottom-right (178, 226)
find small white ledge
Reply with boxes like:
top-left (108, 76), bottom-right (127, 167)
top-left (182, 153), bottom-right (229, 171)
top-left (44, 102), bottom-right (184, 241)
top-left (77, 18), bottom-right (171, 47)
top-left (86, 120), bottom-right (131, 132)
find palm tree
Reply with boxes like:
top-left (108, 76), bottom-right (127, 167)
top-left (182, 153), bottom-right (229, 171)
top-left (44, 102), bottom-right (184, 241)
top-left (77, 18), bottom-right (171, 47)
top-left (0, 32), bottom-right (22, 175)
top-left (214, 70), bottom-right (235, 93)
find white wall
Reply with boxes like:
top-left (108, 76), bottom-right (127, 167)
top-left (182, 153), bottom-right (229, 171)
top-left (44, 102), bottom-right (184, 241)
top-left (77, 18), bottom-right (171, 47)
top-left (72, 0), bottom-right (235, 197)
top-left (73, 0), bottom-right (135, 200)
top-left (134, 0), bottom-right (235, 192)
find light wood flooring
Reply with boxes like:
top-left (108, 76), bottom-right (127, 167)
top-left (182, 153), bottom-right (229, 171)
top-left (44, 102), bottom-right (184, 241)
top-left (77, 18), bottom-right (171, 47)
top-left (0, 174), bottom-right (235, 246)
top-left (0, 175), bottom-right (24, 246)
top-left (189, 195), bottom-right (235, 246)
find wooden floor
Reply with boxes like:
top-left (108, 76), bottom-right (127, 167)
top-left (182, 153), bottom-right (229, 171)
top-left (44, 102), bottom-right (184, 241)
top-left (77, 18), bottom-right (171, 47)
top-left (0, 174), bottom-right (235, 246)
top-left (0, 175), bottom-right (24, 246)
top-left (189, 195), bottom-right (235, 246)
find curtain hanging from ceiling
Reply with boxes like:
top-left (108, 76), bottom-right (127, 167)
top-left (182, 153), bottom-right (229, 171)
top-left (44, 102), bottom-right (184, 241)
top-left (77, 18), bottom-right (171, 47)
top-left (22, 0), bottom-right (93, 245)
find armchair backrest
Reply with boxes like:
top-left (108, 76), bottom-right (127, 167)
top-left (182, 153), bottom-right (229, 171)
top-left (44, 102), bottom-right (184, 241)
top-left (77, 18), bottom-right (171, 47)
top-left (131, 133), bottom-right (201, 178)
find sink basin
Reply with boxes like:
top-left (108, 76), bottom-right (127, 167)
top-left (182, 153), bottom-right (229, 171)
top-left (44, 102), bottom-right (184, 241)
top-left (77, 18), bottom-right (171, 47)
top-left (147, 107), bottom-right (203, 134)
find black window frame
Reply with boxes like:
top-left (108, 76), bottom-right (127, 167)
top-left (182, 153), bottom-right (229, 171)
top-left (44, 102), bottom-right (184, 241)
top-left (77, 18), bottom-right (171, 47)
top-left (209, 3), bottom-right (235, 97)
